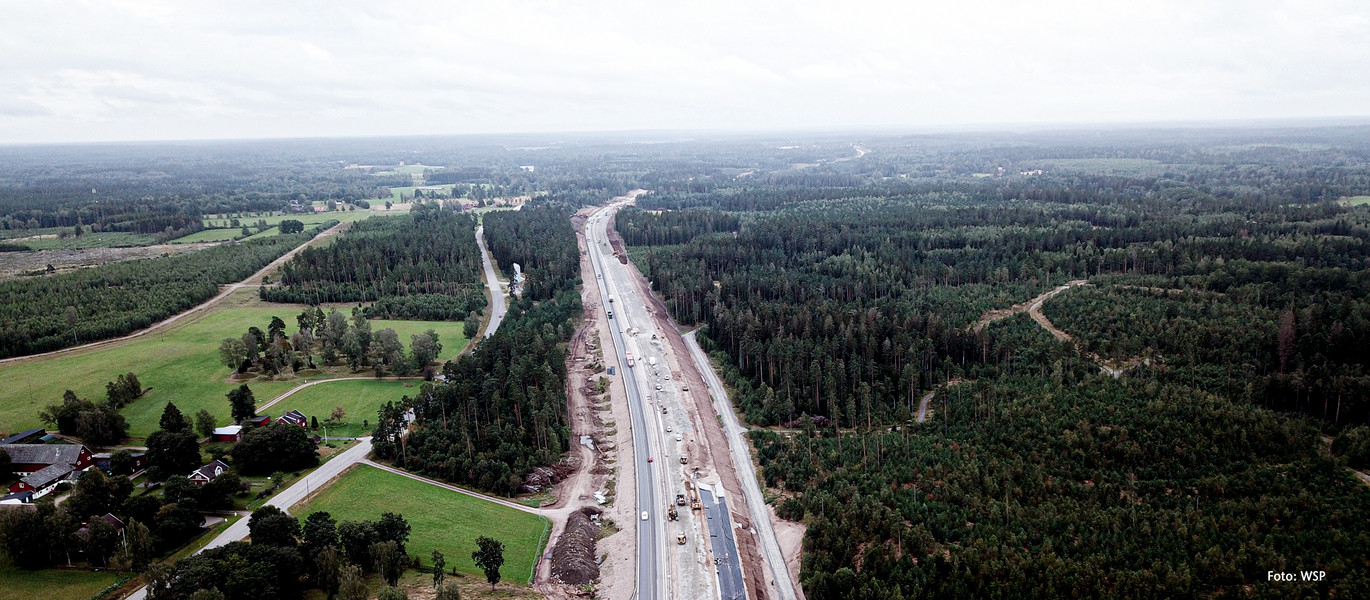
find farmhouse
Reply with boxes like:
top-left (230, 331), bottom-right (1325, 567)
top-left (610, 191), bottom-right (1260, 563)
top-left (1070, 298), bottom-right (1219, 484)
top-left (77, 513), bottom-right (126, 539)
top-left (211, 425), bottom-right (244, 442)
top-left (3, 443), bottom-right (94, 477)
top-left (0, 491), bottom-right (33, 505)
top-left (277, 409), bottom-right (307, 427)
top-left (188, 460), bottom-right (231, 486)
top-left (10, 463), bottom-right (80, 496)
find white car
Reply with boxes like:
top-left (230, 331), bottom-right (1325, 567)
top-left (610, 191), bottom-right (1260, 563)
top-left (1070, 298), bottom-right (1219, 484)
top-left (655, 384), bottom-right (663, 390)
top-left (665, 425), bottom-right (672, 432)
top-left (641, 511), bottom-right (649, 521)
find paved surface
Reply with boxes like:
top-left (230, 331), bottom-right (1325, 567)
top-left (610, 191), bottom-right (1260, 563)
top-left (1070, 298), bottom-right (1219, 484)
top-left (0, 221), bottom-right (346, 366)
top-left (701, 486), bottom-right (746, 600)
top-left (686, 330), bottom-right (799, 600)
top-left (475, 224), bottom-right (508, 338)
top-left (585, 203), bottom-right (668, 600)
top-left (124, 437), bottom-right (374, 600)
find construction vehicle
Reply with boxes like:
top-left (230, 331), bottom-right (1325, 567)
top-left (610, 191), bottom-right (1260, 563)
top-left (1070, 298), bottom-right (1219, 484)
top-left (607, 310), bottom-right (613, 319)
top-left (676, 493), bottom-right (687, 506)
top-left (685, 482), bottom-right (702, 510)
top-left (661, 405), bottom-right (667, 414)
top-left (680, 455), bottom-right (687, 464)
top-left (676, 532), bottom-right (686, 545)
top-left (667, 507), bottom-right (678, 521)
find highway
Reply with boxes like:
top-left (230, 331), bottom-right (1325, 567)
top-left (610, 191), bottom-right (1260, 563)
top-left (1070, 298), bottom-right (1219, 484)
top-left (583, 202), bottom-right (666, 600)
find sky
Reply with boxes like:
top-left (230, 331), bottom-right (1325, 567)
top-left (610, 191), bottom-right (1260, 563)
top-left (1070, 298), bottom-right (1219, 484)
top-left (1, 0), bottom-right (1368, 144)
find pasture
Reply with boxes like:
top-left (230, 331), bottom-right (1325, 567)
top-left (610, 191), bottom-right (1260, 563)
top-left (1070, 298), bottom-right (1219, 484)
top-left (273, 379), bottom-right (422, 438)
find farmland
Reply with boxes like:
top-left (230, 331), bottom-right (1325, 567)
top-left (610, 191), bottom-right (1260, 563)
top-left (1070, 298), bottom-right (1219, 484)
top-left (0, 560), bottom-right (127, 600)
top-left (293, 464), bottom-right (551, 584)
top-left (0, 290), bottom-right (469, 438)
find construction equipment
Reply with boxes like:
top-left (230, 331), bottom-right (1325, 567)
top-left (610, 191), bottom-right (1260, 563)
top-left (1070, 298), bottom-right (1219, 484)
top-left (676, 533), bottom-right (686, 545)
top-left (667, 507), bottom-right (678, 521)
top-left (676, 493), bottom-right (687, 506)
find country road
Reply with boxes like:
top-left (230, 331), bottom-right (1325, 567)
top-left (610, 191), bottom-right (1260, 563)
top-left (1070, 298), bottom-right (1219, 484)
top-left (476, 224), bottom-right (508, 338)
top-left (916, 391), bottom-right (935, 423)
top-left (0, 221), bottom-right (346, 367)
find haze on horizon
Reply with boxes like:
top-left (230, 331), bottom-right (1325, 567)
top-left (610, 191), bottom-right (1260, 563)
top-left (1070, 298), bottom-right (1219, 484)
top-left (2, 0), bottom-right (1368, 145)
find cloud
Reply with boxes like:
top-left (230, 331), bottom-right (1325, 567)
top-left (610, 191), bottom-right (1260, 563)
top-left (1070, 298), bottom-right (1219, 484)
top-left (0, 0), bottom-right (1367, 142)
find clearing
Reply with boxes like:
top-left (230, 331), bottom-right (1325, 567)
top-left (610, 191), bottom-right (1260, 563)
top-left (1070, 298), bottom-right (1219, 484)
top-left (293, 464), bottom-right (551, 584)
top-left (1337, 196), bottom-right (1370, 207)
top-left (0, 290), bottom-right (468, 438)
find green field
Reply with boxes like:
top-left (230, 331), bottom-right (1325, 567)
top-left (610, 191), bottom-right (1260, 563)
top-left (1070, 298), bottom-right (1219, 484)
top-left (293, 465), bottom-right (551, 584)
top-left (0, 561), bottom-right (127, 600)
top-left (276, 379), bottom-right (422, 438)
top-left (168, 227), bottom-right (248, 243)
top-left (1338, 196), bottom-right (1370, 206)
top-left (0, 295), bottom-right (469, 438)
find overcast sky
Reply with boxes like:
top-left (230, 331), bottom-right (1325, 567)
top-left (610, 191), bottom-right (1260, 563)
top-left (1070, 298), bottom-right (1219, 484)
top-left (1, 0), bottom-right (1367, 143)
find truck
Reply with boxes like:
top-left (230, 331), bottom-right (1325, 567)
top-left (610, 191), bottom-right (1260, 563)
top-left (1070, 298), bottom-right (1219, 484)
top-left (607, 310), bottom-right (613, 319)
top-left (667, 507), bottom-right (678, 521)
top-left (625, 353), bottom-right (635, 367)
top-left (676, 532), bottom-right (686, 545)
top-left (676, 493), bottom-right (687, 506)
top-left (647, 356), bottom-right (657, 367)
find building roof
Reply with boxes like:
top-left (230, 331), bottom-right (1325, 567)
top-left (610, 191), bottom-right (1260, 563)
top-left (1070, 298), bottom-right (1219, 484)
top-left (21, 462), bottom-right (75, 489)
top-left (1, 491), bottom-right (33, 503)
top-left (278, 410), bottom-right (307, 425)
top-left (213, 425), bottom-right (243, 436)
top-left (0, 428), bottom-right (46, 445)
top-left (1, 443), bottom-right (87, 466)
top-left (190, 459), bottom-right (230, 481)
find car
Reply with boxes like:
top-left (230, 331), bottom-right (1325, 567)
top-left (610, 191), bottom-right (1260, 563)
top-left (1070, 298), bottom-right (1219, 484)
top-left (647, 457), bottom-right (654, 462)
top-left (641, 511), bottom-right (649, 521)
top-left (655, 384), bottom-right (662, 390)
top-left (665, 425), bottom-right (672, 432)
top-left (597, 273), bottom-right (601, 278)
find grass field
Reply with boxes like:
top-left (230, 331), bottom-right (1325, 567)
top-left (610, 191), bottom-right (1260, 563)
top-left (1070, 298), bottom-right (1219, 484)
top-left (0, 560), bottom-right (128, 600)
top-left (276, 380), bottom-right (422, 438)
top-left (1338, 196), bottom-right (1370, 206)
top-left (387, 184), bottom-right (458, 203)
top-left (0, 291), bottom-right (470, 438)
top-left (168, 227), bottom-right (247, 243)
top-left (294, 465), bottom-right (550, 584)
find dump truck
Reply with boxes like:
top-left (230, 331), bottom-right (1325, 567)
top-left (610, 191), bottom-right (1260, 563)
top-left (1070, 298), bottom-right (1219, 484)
top-left (676, 533), bottom-right (686, 545)
top-left (676, 493), bottom-right (687, 506)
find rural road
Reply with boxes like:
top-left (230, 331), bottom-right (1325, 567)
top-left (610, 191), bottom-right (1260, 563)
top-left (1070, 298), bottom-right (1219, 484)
top-left (124, 436), bottom-right (374, 600)
top-left (475, 224), bottom-right (508, 338)
top-left (685, 329), bottom-right (799, 600)
top-left (0, 222), bottom-right (346, 366)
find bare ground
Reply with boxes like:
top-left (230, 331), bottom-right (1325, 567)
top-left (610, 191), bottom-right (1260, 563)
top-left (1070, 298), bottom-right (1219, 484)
top-left (0, 241), bottom-right (222, 280)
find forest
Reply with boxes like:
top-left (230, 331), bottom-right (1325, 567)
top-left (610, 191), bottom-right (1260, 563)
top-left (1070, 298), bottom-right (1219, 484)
top-left (617, 129), bottom-right (1370, 598)
top-left (259, 206), bottom-right (486, 320)
top-left (372, 203), bottom-right (582, 495)
top-left (0, 228), bottom-right (323, 359)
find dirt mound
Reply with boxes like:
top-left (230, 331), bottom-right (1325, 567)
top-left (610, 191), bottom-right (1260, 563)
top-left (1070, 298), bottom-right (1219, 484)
top-left (550, 507), bottom-right (603, 585)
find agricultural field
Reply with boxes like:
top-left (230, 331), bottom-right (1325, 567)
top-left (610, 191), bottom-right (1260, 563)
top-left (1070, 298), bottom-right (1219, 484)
top-left (293, 464), bottom-right (551, 584)
top-left (0, 560), bottom-right (127, 600)
top-left (273, 379), bottom-right (422, 438)
top-left (1338, 195), bottom-right (1370, 206)
top-left (0, 291), bottom-right (469, 438)
top-left (386, 184), bottom-right (458, 203)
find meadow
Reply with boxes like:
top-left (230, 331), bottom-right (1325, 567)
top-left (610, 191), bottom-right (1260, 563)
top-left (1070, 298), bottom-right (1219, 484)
top-left (293, 465), bottom-right (551, 584)
top-left (0, 559), bottom-right (128, 600)
top-left (0, 290), bottom-right (468, 439)
top-left (1338, 195), bottom-right (1370, 206)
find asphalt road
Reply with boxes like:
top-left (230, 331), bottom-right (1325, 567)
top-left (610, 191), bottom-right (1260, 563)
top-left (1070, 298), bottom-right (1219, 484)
top-left (700, 486), bottom-right (746, 600)
top-left (584, 204), bottom-right (667, 600)
top-left (124, 437), bottom-right (375, 600)
top-left (475, 224), bottom-right (507, 338)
